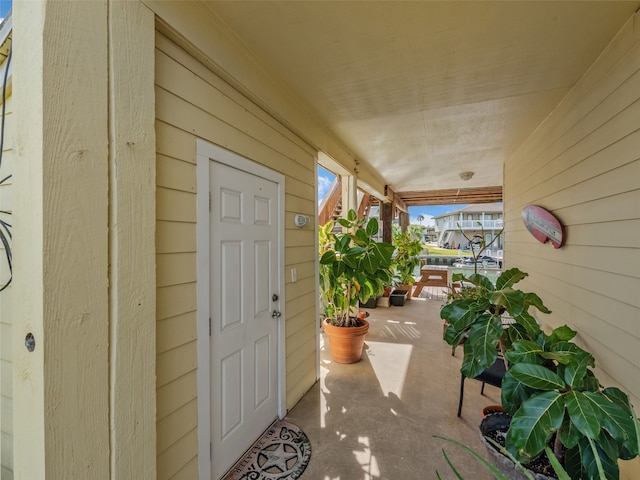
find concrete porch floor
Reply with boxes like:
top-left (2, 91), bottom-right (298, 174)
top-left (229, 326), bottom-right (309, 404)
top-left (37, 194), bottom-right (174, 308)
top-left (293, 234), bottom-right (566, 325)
top-left (285, 293), bottom-right (497, 480)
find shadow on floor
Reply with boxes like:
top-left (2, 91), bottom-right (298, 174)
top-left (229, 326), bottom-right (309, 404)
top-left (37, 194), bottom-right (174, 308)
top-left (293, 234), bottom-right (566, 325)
top-left (285, 296), bottom-right (498, 480)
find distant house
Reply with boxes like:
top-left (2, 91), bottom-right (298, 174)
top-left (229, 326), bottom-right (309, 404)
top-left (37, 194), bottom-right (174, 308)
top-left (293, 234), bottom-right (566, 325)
top-left (434, 203), bottom-right (503, 251)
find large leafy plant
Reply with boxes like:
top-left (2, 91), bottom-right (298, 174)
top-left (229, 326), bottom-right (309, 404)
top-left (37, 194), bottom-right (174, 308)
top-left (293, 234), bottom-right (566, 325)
top-left (441, 268), bottom-right (639, 479)
top-left (391, 230), bottom-right (423, 286)
top-left (319, 209), bottom-right (394, 327)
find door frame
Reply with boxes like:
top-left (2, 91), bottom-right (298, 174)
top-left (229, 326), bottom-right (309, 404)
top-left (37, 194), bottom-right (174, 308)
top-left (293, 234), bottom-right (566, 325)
top-left (195, 139), bottom-right (286, 479)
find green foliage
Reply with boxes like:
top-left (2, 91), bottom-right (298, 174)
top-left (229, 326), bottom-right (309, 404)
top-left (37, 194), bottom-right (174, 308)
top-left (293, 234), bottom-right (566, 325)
top-left (391, 230), bottom-right (423, 286)
top-left (319, 209), bottom-right (394, 327)
top-left (440, 267), bottom-right (639, 478)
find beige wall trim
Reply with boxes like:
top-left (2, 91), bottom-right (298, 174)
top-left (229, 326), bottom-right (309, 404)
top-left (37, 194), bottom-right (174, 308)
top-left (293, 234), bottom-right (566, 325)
top-left (145, 0), bottom-right (387, 201)
top-left (108, 2), bottom-right (157, 478)
top-left (13, 1), bottom-right (110, 477)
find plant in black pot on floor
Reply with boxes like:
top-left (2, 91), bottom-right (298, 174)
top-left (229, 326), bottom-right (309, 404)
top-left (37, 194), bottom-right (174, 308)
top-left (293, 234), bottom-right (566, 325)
top-left (319, 209), bottom-right (394, 363)
top-left (440, 267), bottom-right (639, 479)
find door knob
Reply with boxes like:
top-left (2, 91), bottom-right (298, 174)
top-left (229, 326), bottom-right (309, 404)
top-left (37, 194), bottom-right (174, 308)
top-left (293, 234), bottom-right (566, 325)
top-left (272, 310), bottom-right (281, 318)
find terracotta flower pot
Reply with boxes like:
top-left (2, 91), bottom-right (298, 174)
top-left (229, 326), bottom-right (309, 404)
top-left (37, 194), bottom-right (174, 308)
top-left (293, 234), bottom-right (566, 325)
top-left (322, 318), bottom-right (369, 364)
top-left (481, 405), bottom-right (504, 417)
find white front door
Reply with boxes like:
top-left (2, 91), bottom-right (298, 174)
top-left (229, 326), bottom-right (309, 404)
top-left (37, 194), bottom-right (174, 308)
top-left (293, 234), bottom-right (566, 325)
top-left (209, 158), bottom-right (282, 479)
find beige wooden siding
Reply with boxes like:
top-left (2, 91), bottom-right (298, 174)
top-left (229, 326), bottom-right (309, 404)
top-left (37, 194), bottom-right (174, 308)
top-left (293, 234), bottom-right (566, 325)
top-left (155, 29), bottom-right (317, 478)
top-left (0, 88), bottom-right (12, 480)
top-left (504, 14), bottom-right (640, 479)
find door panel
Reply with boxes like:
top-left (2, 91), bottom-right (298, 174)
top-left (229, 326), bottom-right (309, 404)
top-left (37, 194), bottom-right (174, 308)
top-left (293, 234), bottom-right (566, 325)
top-left (210, 160), bottom-right (280, 479)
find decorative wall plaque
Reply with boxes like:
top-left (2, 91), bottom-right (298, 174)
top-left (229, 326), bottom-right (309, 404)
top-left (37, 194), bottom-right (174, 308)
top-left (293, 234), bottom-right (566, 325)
top-left (521, 205), bottom-right (565, 249)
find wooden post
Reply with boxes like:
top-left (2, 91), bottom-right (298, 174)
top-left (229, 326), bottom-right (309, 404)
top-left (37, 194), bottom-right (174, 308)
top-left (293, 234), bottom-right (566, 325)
top-left (382, 202), bottom-right (393, 243)
top-left (399, 211), bottom-right (410, 232)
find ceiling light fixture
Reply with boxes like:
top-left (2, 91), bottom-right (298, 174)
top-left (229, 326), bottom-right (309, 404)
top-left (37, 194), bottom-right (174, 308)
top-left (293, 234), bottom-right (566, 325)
top-left (459, 171), bottom-right (474, 181)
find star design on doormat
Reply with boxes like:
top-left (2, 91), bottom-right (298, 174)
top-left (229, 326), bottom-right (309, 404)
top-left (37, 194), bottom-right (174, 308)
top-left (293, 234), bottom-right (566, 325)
top-left (257, 441), bottom-right (300, 474)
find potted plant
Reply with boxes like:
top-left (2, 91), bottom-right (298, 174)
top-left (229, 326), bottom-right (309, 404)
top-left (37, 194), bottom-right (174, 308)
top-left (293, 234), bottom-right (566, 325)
top-left (440, 268), bottom-right (639, 479)
top-left (391, 230), bottom-right (423, 299)
top-left (319, 209), bottom-right (394, 363)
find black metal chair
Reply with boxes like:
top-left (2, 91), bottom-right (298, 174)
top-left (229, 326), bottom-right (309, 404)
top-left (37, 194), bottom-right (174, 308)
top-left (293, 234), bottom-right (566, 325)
top-left (457, 356), bottom-right (507, 417)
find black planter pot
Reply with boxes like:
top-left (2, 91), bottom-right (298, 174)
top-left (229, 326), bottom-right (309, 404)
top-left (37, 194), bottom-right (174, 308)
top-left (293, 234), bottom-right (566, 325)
top-left (479, 413), bottom-right (557, 480)
top-left (359, 296), bottom-right (378, 308)
top-left (390, 289), bottom-right (408, 306)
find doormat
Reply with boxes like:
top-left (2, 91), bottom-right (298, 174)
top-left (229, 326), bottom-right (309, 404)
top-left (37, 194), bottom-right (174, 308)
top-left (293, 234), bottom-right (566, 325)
top-left (223, 420), bottom-right (311, 480)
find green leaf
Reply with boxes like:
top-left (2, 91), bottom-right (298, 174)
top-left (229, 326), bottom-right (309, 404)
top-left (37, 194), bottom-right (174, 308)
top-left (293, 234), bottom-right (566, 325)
top-left (563, 446), bottom-right (582, 479)
top-left (336, 218), bottom-right (350, 229)
top-left (371, 241), bottom-right (394, 266)
top-left (462, 315), bottom-right (503, 377)
top-left (434, 436), bottom-right (510, 480)
top-left (511, 311), bottom-right (542, 339)
top-left (465, 273), bottom-right (495, 291)
top-left (336, 234), bottom-right (350, 251)
top-left (508, 363), bottom-right (566, 391)
top-left (508, 391), bottom-right (565, 460)
top-left (501, 371), bottom-right (535, 414)
top-left (319, 250), bottom-right (336, 265)
top-left (439, 300), bottom-right (481, 332)
top-left (346, 208), bottom-right (357, 221)
top-left (581, 436), bottom-right (618, 480)
top-left (543, 446), bottom-right (571, 480)
top-left (560, 414), bottom-right (582, 449)
top-left (451, 272), bottom-right (467, 283)
top-left (596, 430), bottom-right (621, 462)
top-left (584, 391), bottom-right (639, 456)
top-left (365, 217), bottom-right (378, 236)
top-left (438, 449), bottom-right (465, 480)
top-left (602, 387), bottom-right (635, 416)
top-left (563, 351), bottom-right (593, 388)
top-left (549, 325), bottom-right (577, 342)
top-left (443, 324), bottom-right (468, 349)
top-left (566, 391), bottom-right (601, 439)
top-left (505, 340), bottom-right (544, 364)
top-left (539, 350), bottom-right (576, 365)
top-left (523, 291), bottom-right (551, 314)
top-left (490, 288), bottom-right (526, 317)
top-left (495, 267), bottom-right (528, 290)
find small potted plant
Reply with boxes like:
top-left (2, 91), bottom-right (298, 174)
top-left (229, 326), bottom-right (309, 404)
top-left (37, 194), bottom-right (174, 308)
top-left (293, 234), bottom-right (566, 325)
top-left (391, 230), bottom-right (423, 300)
top-left (319, 209), bottom-right (394, 363)
top-left (441, 268), bottom-right (639, 479)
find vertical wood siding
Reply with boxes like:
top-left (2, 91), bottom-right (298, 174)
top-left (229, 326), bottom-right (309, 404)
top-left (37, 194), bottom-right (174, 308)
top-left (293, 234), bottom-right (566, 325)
top-left (155, 30), bottom-right (317, 479)
top-left (0, 88), bottom-right (13, 480)
top-left (504, 15), bottom-right (640, 479)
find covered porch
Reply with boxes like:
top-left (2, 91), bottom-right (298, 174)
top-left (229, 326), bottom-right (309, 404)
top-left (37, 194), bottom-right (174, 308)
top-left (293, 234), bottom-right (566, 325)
top-left (286, 295), bottom-right (497, 479)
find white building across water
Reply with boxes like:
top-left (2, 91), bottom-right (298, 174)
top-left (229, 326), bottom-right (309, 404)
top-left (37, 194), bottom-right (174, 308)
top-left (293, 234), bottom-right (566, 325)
top-left (434, 203), bottom-right (503, 251)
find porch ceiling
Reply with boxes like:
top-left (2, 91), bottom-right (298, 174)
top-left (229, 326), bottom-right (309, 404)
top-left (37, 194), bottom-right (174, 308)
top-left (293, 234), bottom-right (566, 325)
top-left (204, 1), bottom-right (639, 204)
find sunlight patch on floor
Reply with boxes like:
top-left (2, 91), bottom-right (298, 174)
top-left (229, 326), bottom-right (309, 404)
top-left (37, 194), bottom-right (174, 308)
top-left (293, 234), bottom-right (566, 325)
top-left (377, 319), bottom-right (421, 340)
top-left (353, 436), bottom-right (380, 479)
top-left (319, 364), bottom-right (330, 428)
top-left (365, 340), bottom-right (413, 398)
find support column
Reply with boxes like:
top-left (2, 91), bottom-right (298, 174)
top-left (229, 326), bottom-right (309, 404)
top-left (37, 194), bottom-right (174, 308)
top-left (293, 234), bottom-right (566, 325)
top-left (13, 2), bottom-right (157, 478)
top-left (13, 1), bottom-right (109, 478)
top-left (381, 202), bottom-right (394, 243)
top-left (340, 174), bottom-right (357, 219)
top-left (399, 211), bottom-right (410, 232)
top-left (108, 2), bottom-right (157, 478)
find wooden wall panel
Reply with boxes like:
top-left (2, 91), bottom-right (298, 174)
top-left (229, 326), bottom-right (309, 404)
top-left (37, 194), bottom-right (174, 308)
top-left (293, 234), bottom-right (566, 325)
top-left (155, 27), bottom-right (318, 478)
top-left (504, 14), bottom-right (640, 478)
